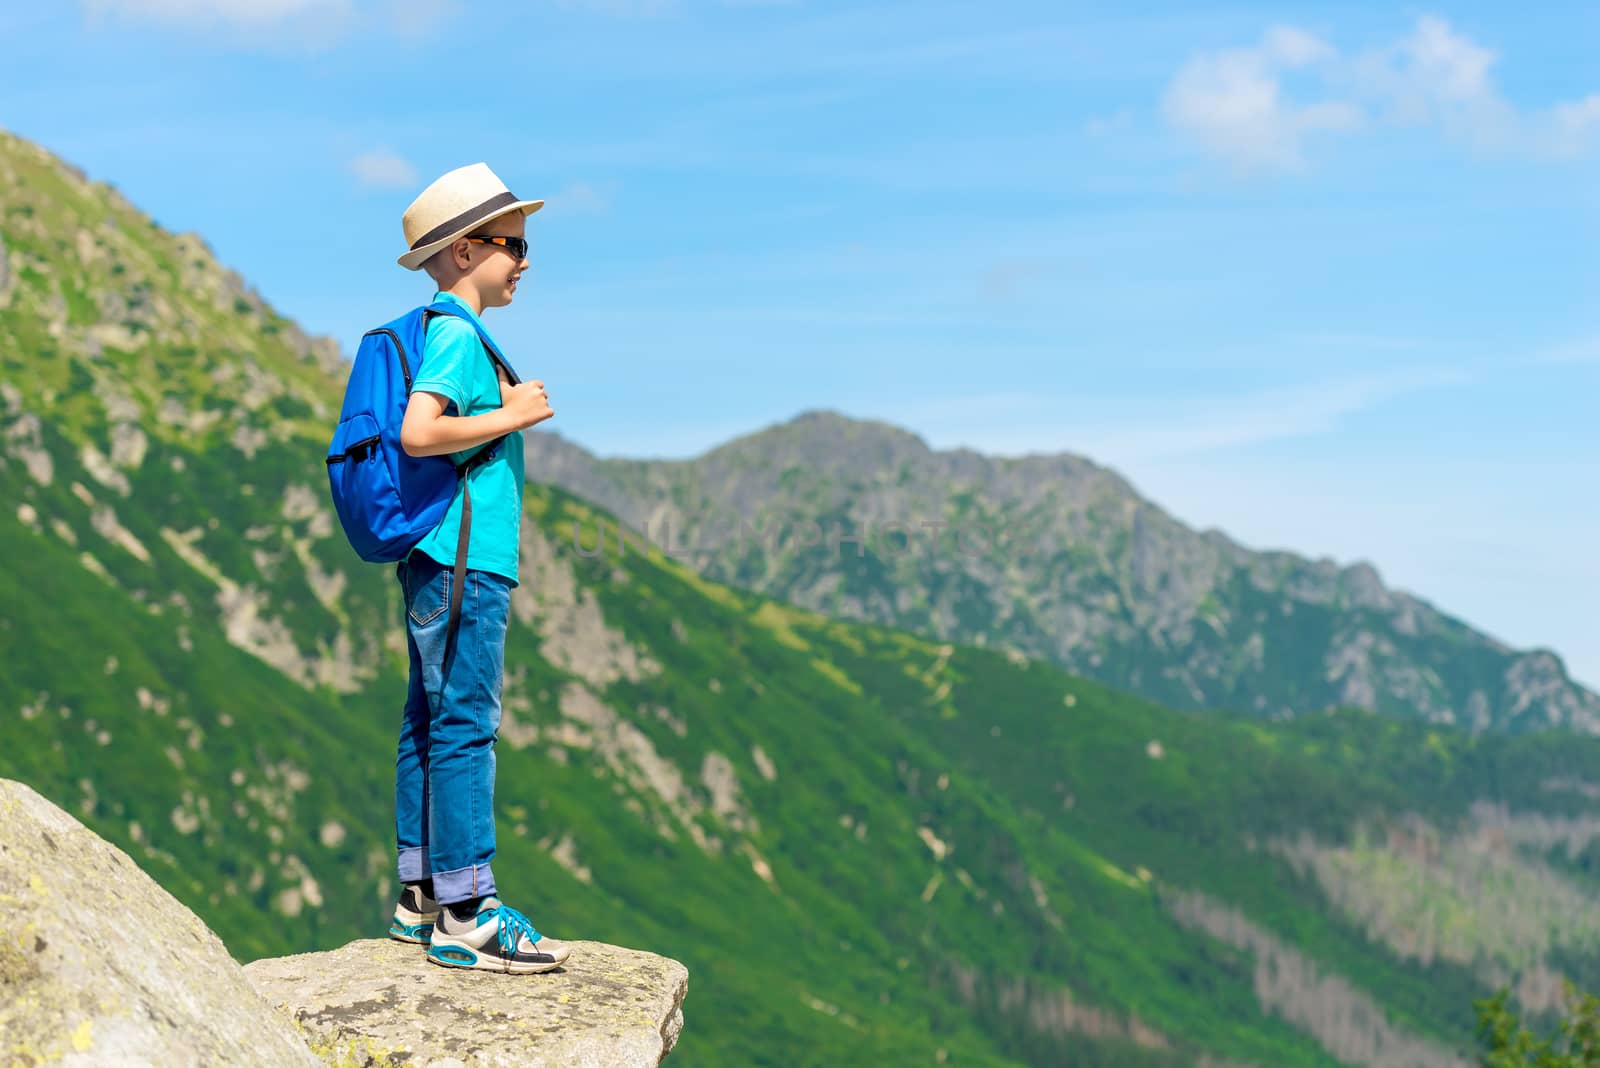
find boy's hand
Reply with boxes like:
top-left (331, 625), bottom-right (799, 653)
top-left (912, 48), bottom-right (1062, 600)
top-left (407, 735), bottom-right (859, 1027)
top-left (502, 379), bottom-right (554, 429)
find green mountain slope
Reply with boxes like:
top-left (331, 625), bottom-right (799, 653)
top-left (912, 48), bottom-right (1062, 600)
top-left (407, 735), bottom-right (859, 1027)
top-left (6, 128), bottom-right (1600, 1066)
top-left (521, 413), bottom-right (1598, 735)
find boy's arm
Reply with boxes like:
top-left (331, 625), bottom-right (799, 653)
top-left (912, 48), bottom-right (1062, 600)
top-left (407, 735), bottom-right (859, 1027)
top-left (400, 319), bottom-right (553, 457)
top-left (399, 382), bottom-right (553, 458)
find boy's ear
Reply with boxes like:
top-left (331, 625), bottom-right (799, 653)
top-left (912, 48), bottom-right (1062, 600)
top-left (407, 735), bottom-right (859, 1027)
top-left (451, 237), bottom-right (473, 268)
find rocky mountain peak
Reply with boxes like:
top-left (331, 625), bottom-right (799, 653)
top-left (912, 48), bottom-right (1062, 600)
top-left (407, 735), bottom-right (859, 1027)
top-left (522, 408), bottom-right (1599, 734)
top-left (701, 407), bottom-right (934, 472)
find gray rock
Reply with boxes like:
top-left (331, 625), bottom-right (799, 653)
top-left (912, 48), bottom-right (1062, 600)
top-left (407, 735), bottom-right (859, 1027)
top-left (0, 778), bottom-right (320, 1067)
top-left (244, 937), bottom-right (688, 1067)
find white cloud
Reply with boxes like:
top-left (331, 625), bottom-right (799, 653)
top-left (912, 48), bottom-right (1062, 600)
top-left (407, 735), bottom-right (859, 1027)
top-left (1164, 15), bottom-right (1600, 171)
top-left (1084, 109), bottom-right (1134, 137)
top-left (1401, 16), bottom-right (1496, 101)
top-left (1534, 337), bottom-right (1600, 366)
top-left (1162, 26), bottom-right (1361, 172)
top-left (84, 0), bottom-right (344, 25)
top-left (80, 0), bottom-right (460, 46)
top-left (1067, 367), bottom-right (1471, 463)
top-left (548, 181), bottom-right (611, 215)
top-left (1373, 17), bottom-right (1600, 156)
top-left (347, 150), bottom-right (417, 190)
top-left (554, 0), bottom-right (792, 12)
top-left (1355, 16), bottom-right (1517, 150)
top-left (911, 366), bottom-right (1471, 463)
top-left (557, 0), bottom-right (675, 14)
top-left (382, 0), bottom-right (460, 40)
top-left (1548, 95), bottom-right (1600, 156)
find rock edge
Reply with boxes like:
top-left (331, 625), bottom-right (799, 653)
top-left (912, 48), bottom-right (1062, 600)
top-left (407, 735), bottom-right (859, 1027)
top-left (245, 936), bottom-right (688, 1068)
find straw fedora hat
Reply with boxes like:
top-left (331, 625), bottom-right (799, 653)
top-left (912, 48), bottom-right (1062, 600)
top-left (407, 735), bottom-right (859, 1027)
top-left (397, 162), bottom-right (544, 271)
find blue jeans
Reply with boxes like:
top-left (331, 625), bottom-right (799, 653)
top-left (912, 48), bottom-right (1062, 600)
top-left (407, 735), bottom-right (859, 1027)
top-left (394, 552), bottom-right (510, 905)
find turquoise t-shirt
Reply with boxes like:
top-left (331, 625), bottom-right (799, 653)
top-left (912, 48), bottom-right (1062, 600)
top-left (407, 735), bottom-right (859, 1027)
top-left (408, 291), bottom-right (525, 585)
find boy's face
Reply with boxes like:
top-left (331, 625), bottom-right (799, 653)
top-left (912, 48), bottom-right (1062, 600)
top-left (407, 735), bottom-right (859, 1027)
top-left (460, 210), bottom-right (529, 309)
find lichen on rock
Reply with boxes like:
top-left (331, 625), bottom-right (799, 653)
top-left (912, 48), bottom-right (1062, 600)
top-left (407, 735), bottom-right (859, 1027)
top-left (245, 937), bottom-right (688, 1067)
top-left (0, 778), bottom-right (689, 1067)
top-left (0, 778), bottom-right (321, 1067)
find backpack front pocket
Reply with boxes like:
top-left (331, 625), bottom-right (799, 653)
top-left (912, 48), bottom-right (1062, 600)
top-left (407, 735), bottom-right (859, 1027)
top-left (327, 412), bottom-right (406, 561)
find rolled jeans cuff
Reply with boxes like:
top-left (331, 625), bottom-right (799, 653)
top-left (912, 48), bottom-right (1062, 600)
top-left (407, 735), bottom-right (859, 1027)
top-left (397, 846), bottom-right (429, 884)
top-left (431, 861), bottom-right (497, 906)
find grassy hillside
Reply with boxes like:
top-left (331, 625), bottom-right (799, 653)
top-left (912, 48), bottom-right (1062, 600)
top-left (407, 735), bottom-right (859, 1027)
top-left (6, 127), bottom-right (1600, 1066)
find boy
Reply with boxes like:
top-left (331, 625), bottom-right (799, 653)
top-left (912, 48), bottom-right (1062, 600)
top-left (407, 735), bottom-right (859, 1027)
top-left (386, 162), bottom-right (569, 973)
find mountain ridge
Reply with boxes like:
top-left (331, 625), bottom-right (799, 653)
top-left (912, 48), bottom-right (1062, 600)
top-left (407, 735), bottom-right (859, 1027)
top-left (521, 407), bottom-right (1596, 733)
top-left (9, 126), bottom-right (1600, 1066)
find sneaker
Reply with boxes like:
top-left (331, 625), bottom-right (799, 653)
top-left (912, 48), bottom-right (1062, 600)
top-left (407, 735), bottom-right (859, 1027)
top-left (426, 896), bottom-right (573, 974)
top-left (388, 882), bottom-right (440, 945)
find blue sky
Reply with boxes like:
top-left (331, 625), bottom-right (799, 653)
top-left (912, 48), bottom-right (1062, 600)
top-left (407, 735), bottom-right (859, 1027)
top-left (4, 1), bottom-right (1597, 687)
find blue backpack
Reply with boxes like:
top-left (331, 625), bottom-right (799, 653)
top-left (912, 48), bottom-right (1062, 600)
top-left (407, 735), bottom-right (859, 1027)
top-left (326, 302), bottom-right (517, 658)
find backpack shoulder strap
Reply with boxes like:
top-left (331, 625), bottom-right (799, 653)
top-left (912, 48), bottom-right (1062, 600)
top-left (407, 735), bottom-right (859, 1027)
top-left (420, 302), bottom-right (515, 464)
top-left (423, 302), bottom-right (521, 385)
top-left (418, 301), bottom-right (519, 678)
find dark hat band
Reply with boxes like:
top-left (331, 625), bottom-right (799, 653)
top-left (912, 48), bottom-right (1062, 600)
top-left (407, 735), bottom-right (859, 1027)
top-left (409, 191), bottom-right (521, 250)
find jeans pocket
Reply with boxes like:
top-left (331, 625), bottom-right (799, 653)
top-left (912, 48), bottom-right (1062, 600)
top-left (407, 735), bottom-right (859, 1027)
top-left (405, 560), bottom-right (453, 628)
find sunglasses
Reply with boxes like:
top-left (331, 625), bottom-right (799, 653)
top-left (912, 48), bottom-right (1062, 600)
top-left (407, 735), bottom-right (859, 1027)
top-left (466, 235), bottom-right (529, 260)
